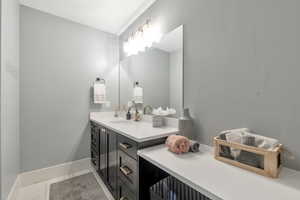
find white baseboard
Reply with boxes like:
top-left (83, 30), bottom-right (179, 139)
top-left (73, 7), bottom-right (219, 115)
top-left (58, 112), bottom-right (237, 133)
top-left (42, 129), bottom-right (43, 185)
top-left (7, 176), bottom-right (21, 200)
top-left (19, 158), bottom-right (92, 187)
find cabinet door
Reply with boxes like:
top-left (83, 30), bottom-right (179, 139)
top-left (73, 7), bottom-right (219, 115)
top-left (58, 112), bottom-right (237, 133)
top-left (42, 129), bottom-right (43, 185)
top-left (91, 125), bottom-right (100, 171)
top-left (91, 125), bottom-right (100, 153)
top-left (107, 130), bottom-right (118, 199)
top-left (99, 127), bottom-right (108, 180)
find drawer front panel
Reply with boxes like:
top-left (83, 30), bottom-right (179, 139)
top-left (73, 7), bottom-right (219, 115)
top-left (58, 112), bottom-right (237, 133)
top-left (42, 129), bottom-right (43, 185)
top-left (118, 150), bottom-right (138, 193)
top-left (118, 135), bottom-right (138, 160)
top-left (119, 180), bottom-right (137, 200)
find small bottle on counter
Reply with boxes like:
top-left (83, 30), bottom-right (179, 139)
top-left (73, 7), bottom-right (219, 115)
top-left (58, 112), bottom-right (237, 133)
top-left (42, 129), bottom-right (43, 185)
top-left (134, 109), bottom-right (142, 121)
top-left (126, 109), bottom-right (132, 120)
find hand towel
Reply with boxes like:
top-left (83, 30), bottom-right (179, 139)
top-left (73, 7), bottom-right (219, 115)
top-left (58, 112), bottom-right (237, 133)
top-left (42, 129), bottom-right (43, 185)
top-left (94, 82), bottom-right (106, 104)
top-left (166, 135), bottom-right (190, 154)
top-left (133, 86), bottom-right (143, 103)
top-left (189, 140), bottom-right (200, 152)
top-left (237, 135), bottom-right (264, 169)
top-left (225, 131), bottom-right (243, 159)
top-left (219, 133), bottom-right (233, 159)
top-left (221, 128), bottom-right (279, 150)
top-left (248, 133), bottom-right (279, 150)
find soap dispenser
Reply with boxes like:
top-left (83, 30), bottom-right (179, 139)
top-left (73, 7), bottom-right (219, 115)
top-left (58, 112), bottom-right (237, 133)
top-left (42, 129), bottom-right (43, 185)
top-left (126, 108), bottom-right (132, 120)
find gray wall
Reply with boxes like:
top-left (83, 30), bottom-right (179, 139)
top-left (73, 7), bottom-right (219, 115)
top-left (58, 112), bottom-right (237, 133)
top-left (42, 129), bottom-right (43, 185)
top-left (120, 0), bottom-right (300, 170)
top-left (1, 0), bottom-right (20, 199)
top-left (169, 49), bottom-right (183, 116)
top-left (120, 48), bottom-right (170, 108)
top-left (20, 6), bottom-right (119, 172)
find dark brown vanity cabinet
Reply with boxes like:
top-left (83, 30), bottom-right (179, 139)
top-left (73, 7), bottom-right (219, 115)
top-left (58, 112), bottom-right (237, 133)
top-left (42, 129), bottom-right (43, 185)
top-left (91, 122), bottom-right (118, 199)
top-left (118, 135), bottom-right (167, 200)
top-left (91, 121), bottom-right (166, 200)
top-left (118, 135), bottom-right (139, 200)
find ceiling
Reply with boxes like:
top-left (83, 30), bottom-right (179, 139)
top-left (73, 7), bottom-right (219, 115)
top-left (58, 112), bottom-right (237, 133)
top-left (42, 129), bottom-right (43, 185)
top-left (19, 0), bottom-right (157, 35)
top-left (154, 25), bottom-right (183, 52)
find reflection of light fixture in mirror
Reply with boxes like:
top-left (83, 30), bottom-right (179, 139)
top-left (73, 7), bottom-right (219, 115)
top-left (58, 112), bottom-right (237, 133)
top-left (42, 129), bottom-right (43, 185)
top-left (124, 19), bottom-right (162, 56)
top-left (135, 28), bottom-right (145, 53)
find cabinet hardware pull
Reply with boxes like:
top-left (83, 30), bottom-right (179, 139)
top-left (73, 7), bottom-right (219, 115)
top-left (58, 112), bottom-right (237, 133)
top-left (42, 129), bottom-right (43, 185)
top-left (120, 165), bottom-right (132, 176)
top-left (120, 197), bottom-right (128, 200)
top-left (119, 143), bottom-right (132, 149)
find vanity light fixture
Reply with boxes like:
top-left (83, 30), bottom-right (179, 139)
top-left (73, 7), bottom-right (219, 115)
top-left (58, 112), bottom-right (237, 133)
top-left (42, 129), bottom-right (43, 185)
top-left (124, 19), bottom-right (162, 56)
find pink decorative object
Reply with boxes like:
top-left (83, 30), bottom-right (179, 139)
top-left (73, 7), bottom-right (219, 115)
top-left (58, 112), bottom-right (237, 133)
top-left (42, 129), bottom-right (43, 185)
top-left (166, 135), bottom-right (190, 154)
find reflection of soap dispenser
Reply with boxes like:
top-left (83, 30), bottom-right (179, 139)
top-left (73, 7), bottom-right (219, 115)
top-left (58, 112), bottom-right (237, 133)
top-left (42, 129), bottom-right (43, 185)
top-left (133, 82), bottom-right (143, 104)
top-left (126, 108), bottom-right (132, 120)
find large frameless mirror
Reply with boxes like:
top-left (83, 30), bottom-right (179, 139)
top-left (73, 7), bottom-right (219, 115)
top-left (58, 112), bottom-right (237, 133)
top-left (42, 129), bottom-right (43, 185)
top-left (119, 25), bottom-right (183, 118)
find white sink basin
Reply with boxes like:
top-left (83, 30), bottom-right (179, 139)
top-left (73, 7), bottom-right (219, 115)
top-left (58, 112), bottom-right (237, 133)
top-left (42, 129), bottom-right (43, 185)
top-left (109, 119), bottom-right (131, 124)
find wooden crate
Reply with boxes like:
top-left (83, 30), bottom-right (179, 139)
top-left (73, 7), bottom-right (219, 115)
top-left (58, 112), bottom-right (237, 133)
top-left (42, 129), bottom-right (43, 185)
top-left (214, 136), bottom-right (283, 178)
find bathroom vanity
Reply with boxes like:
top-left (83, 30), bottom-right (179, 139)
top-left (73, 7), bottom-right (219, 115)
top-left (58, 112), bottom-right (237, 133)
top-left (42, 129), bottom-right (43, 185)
top-left (90, 24), bottom-right (186, 200)
top-left (91, 112), bottom-right (300, 200)
top-left (90, 112), bottom-right (179, 200)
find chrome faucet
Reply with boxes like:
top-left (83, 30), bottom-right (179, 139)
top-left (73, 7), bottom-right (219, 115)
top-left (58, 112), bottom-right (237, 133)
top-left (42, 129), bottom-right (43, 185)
top-left (128, 100), bottom-right (138, 111)
top-left (143, 105), bottom-right (153, 115)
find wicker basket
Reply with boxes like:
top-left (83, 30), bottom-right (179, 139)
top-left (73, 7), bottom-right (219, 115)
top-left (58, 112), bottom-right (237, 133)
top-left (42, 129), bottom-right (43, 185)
top-left (214, 136), bottom-right (283, 178)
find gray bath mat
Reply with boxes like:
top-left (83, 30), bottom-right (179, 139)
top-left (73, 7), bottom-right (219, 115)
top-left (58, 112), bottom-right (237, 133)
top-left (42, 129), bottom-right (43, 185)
top-left (49, 173), bottom-right (108, 200)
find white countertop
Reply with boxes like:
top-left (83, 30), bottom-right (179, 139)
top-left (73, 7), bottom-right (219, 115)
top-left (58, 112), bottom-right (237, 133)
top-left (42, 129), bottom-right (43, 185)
top-left (138, 145), bottom-right (300, 200)
top-left (90, 112), bottom-right (179, 142)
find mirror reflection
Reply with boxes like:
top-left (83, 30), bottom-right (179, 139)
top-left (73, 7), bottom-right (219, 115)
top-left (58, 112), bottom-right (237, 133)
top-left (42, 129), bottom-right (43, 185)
top-left (120, 25), bottom-right (183, 117)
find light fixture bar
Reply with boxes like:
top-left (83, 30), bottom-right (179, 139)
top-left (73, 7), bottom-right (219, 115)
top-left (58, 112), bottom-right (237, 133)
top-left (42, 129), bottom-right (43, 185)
top-left (123, 19), bottom-right (162, 56)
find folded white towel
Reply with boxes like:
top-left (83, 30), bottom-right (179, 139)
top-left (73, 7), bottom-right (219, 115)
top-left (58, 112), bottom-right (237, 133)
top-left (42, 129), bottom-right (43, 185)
top-left (152, 107), bottom-right (177, 116)
top-left (225, 131), bottom-right (243, 159)
top-left (246, 133), bottom-right (279, 150)
top-left (94, 83), bottom-right (106, 104)
top-left (220, 128), bottom-right (279, 159)
top-left (133, 86), bottom-right (143, 103)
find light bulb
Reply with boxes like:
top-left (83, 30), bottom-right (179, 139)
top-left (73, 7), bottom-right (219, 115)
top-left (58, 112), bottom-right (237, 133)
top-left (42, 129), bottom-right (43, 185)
top-left (130, 36), bottom-right (138, 55)
top-left (152, 25), bottom-right (162, 43)
top-left (123, 41), bottom-right (129, 54)
top-left (136, 30), bottom-right (146, 52)
top-left (143, 22), bottom-right (153, 48)
top-left (128, 35), bottom-right (136, 56)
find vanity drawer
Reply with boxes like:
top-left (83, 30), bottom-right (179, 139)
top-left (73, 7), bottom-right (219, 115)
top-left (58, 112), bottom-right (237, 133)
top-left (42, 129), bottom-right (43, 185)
top-left (118, 135), bottom-right (138, 160)
top-left (118, 150), bottom-right (138, 193)
top-left (118, 180), bottom-right (137, 200)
